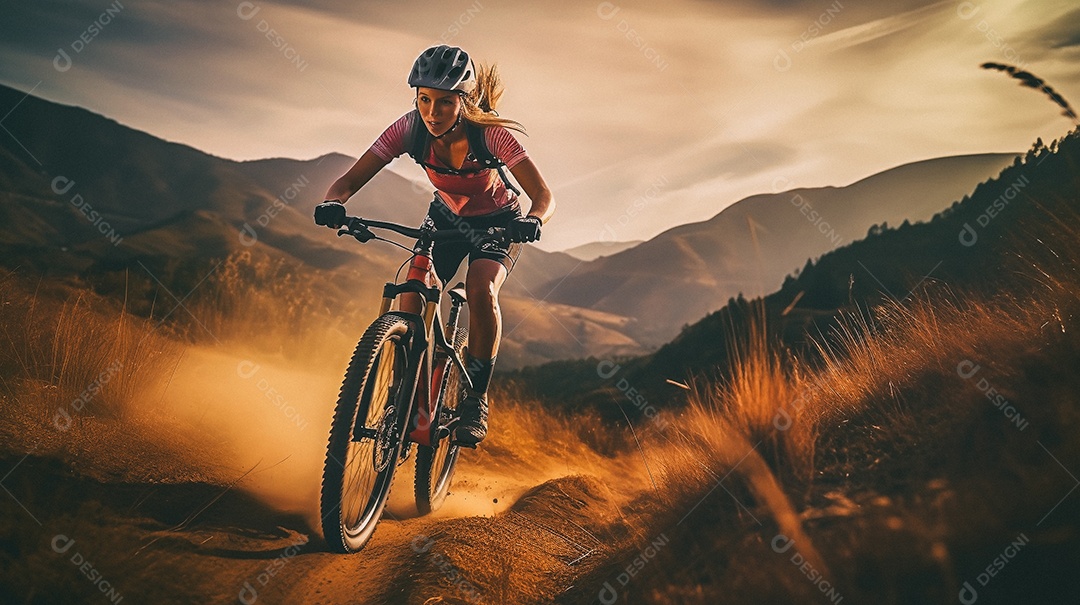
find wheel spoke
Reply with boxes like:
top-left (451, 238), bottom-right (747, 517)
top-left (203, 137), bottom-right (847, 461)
top-left (342, 440), bottom-right (375, 526)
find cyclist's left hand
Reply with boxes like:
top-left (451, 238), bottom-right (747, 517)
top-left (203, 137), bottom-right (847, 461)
top-left (508, 216), bottom-right (542, 243)
top-left (314, 200), bottom-right (346, 228)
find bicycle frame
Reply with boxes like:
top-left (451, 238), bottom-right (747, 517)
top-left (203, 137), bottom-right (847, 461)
top-left (353, 220), bottom-right (475, 448)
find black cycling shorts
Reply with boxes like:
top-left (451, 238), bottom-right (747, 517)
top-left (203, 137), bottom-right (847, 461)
top-left (423, 200), bottom-right (523, 286)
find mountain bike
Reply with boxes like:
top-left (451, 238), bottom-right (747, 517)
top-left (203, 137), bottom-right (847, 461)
top-left (318, 215), bottom-right (504, 553)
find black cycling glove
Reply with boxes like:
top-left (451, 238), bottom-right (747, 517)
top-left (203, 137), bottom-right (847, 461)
top-left (508, 215), bottom-right (542, 243)
top-left (314, 201), bottom-right (346, 228)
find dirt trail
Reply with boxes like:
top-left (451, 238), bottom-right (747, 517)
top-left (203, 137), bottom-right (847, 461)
top-left (2, 344), bottom-right (649, 604)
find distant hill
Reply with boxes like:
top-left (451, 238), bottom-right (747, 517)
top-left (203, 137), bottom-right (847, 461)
top-left (540, 153), bottom-right (1019, 345)
top-left (561, 239), bottom-right (643, 261)
top-left (0, 83), bottom-right (642, 367)
top-left (0, 82), bottom-right (1026, 369)
top-left (0, 84), bottom-right (426, 263)
top-left (515, 132), bottom-right (1079, 416)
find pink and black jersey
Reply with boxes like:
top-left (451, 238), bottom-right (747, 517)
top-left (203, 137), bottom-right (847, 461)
top-left (369, 112), bottom-right (528, 217)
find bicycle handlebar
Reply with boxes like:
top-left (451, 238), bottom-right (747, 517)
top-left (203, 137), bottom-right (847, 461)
top-left (335, 216), bottom-right (508, 245)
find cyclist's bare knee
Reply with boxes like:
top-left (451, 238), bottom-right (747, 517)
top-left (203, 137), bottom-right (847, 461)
top-left (465, 260), bottom-right (506, 311)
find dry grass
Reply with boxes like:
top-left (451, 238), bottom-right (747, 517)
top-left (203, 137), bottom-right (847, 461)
top-left (188, 250), bottom-right (371, 364)
top-left (0, 269), bottom-right (179, 427)
top-left (658, 281), bottom-right (1057, 510)
top-left (481, 381), bottom-right (640, 485)
top-left (668, 214), bottom-right (1073, 483)
top-left (634, 204), bottom-right (1080, 601)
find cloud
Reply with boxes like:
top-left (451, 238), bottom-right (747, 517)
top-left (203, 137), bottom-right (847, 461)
top-left (699, 0), bottom-right (946, 22)
top-left (0, 0), bottom-right (1077, 250)
top-left (1025, 8), bottom-right (1080, 49)
top-left (802, 0), bottom-right (952, 52)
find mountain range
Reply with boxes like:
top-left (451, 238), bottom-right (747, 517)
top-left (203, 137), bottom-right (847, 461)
top-left (537, 152), bottom-right (1018, 345)
top-left (0, 82), bottom-right (1017, 366)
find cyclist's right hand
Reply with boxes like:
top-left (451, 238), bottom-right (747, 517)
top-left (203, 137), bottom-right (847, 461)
top-left (507, 215), bottom-right (542, 243)
top-left (314, 201), bottom-right (346, 228)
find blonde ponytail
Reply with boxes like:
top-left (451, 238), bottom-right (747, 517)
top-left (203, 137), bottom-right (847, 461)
top-left (462, 63), bottom-right (526, 134)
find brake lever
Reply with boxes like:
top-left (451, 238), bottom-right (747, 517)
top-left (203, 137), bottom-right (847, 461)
top-left (336, 223), bottom-right (375, 242)
top-left (484, 226), bottom-right (510, 246)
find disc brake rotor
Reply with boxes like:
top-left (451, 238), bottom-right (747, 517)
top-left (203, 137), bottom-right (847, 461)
top-left (372, 405), bottom-right (396, 473)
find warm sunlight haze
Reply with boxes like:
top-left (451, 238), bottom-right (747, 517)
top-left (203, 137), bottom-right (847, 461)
top-left (1, 1), bottom-right (1078, 604)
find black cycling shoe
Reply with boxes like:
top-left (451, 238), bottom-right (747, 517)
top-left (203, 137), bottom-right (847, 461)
top-left (452, 391), bottom-right (488, 448)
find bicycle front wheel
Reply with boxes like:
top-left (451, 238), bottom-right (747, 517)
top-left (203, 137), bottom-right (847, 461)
top-left (321, 314), bottom-right (412, 553)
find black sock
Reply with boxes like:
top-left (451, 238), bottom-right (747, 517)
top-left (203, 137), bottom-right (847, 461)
top-left (464, 351), bottom-right (496, 394)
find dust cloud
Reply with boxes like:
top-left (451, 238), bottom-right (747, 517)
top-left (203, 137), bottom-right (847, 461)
top-left (154, 342), bottom-right (637, 532)
top-left (156, 345), bottom-right (339, 530)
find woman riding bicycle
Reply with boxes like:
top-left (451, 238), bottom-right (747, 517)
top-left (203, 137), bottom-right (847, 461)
top-left (314, 44), bottom-right (555, 447)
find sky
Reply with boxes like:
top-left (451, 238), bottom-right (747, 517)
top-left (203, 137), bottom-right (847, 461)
top-left (1, 0), bottom-right (1078, 251)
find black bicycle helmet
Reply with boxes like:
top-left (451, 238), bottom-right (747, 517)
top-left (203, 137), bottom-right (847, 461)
top-left (408, 45), bottom-right (476, 93)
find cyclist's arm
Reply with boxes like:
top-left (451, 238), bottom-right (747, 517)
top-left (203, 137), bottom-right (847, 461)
top-left (324, 150), bottom-right (390, 204)
top-left (509, 158), bottom-right (555, 223)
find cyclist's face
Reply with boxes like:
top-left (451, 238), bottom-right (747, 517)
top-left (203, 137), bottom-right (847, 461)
top-left (416, 88), bottom-right (462, 136)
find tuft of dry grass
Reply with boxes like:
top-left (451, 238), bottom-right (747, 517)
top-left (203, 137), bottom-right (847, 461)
top-left (658, 284), bottom-right (1057, 518)
top-left (684, 310), bottom-right (819, 480)
top-left (636, 203), bottom-right (1080, 601)
top-left (187, 250), bottom-right (371, 364)
top-left (0, 269), bottom-right (179, 429)
top-left (481, 381), bottom-right (641, 485)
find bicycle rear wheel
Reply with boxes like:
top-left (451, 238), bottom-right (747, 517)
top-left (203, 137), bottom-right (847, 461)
top-left (414, 328), bottom-right (466, 515)
top-left (321, 314), bottom-right (412, 553)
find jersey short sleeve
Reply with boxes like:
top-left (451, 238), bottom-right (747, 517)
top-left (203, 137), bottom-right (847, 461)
top-left (484, 126), bottom-right (528, 169)
top-left (368, 112), bottom-right (416, 162)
